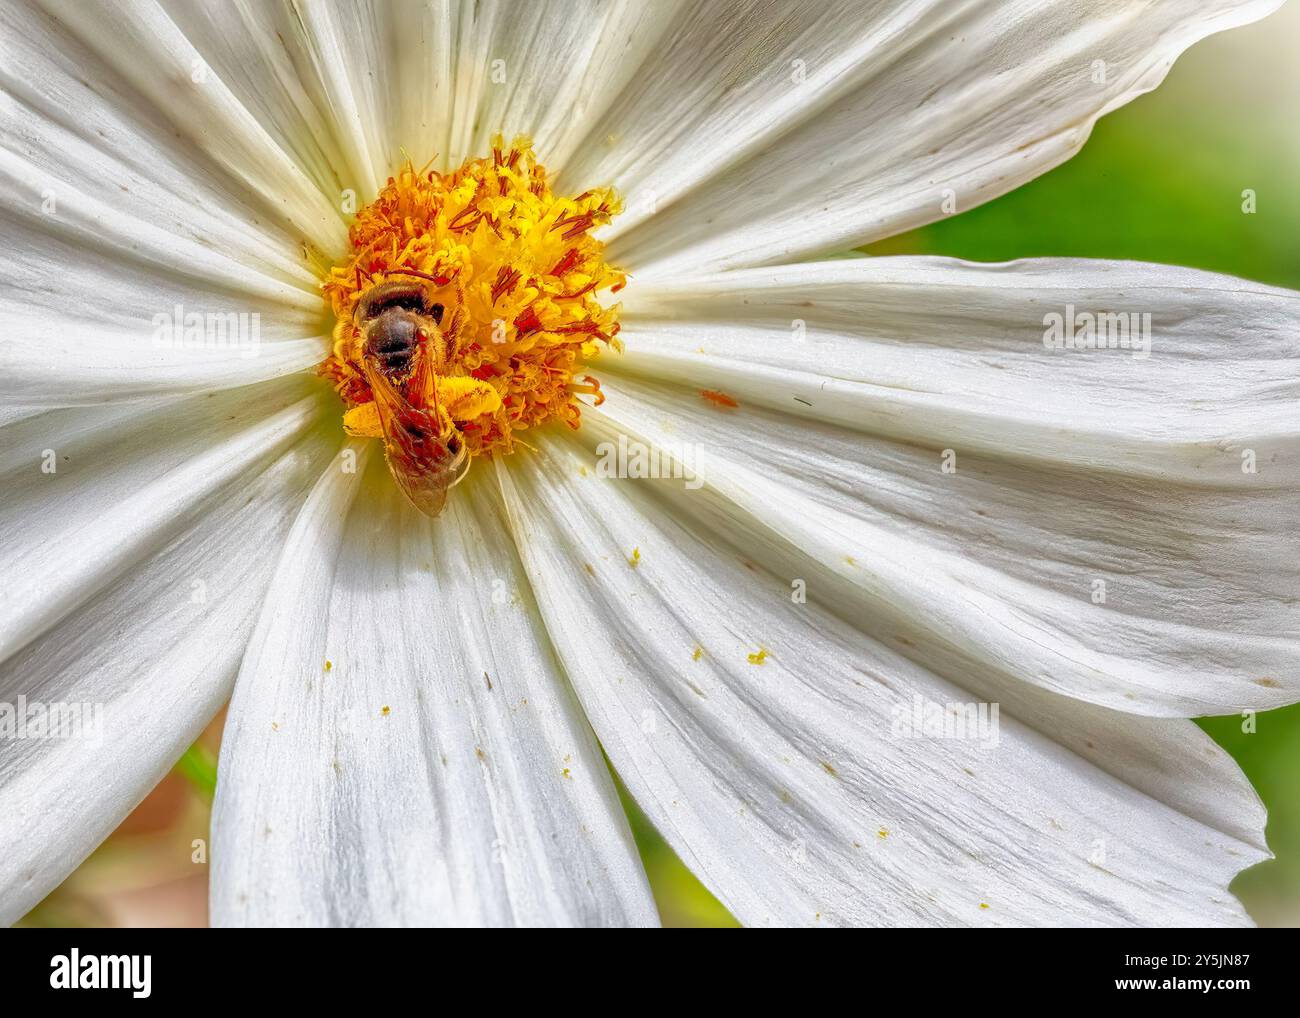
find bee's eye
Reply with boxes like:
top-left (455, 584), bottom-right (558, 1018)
top-left (374, 292), bottom-right (427, 315)
top-left (358, 282), bottom-right (439, 322)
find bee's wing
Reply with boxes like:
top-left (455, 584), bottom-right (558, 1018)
top-left (362, 362), bottom-right (468, 519)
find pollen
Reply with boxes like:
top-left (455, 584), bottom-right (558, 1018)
top-left (319, 135), bottom-right (625, 459)
top-left (701, 389), bottom-right (739, 410)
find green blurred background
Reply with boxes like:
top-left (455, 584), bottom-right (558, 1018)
top-left (22, 4), bottom-right (1299, 928)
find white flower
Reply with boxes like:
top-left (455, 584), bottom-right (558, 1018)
top-left (0, 0), bottom-right (1295, 928)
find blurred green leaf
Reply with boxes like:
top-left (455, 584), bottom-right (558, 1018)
top-left (173, 742), bottom-right (218, 801)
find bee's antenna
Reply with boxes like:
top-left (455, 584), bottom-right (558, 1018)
top-left (389, 267), bottom-right (463, 287)
top-left (388, 267), bottom-right (441, 283)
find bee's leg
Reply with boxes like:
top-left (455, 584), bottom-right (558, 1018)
top-left (443, 280), bottom-right (468, 360)
top-left (446, 432), bottom-right (471, 488)
top-left (405, 330), bottom-right (441, 419)
top-left (440, 306), bottom-right (466, 363)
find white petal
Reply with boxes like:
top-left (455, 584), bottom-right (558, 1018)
top-left (212, 450), bottom-right (657, 927)
top-left (159, 0), bottom-right (366, 208)
top-left (596, 258), bottom-right (1300, 715)
top-left (496, 434), bottom-right (1266, 927)
top-left (285, 0), bottom-right (390, 199)
top-left (0, 146), bottom-right (317, 310)
top-left (1, 1), bottom-right (339, 409)
top-left (0, 312), bottom-right (328, 409)
top-left (618, 257), bottom-right (1300, 485)
top-left (0, 1), bottom-right (329, 291)
top-left (0, 422), bottom-right (336, 926)
top-left (293, 0), bottom-right (681, 180)
top-left (572, 0), bottom-right (1285, 275)
top-left (0, 211), bottom-right (327, 408)
top-left (589, 372), bottom-right (1299, 717)
top-left (30, 0), bottom-right (347, 256)
top-left (0, 377), bottom-right (328, 664)
top-left (444, 0), bottom-right (684, 174)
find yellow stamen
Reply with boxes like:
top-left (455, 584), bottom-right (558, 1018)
top-left (319, 135), bottom-right (624, 459)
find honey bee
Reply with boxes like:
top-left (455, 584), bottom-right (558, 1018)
top-left (353, 271), bottom-right (470, 518)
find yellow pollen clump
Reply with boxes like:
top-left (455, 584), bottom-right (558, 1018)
top-left (320, 135), bottom-right (625, 458)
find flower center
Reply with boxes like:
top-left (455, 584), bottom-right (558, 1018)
top-left (319, 135), bottom-right (624, 516)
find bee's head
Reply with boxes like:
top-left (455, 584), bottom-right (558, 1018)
top-left (356, 279), bottom-right (457, 383)
top-left (362, 309), bottom-right (422, 381)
